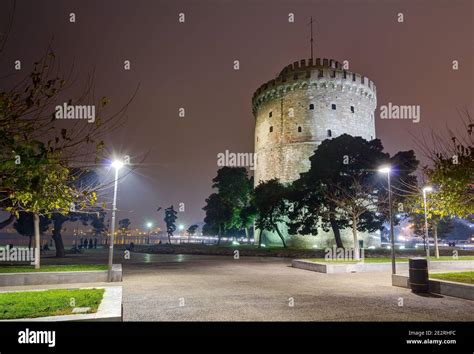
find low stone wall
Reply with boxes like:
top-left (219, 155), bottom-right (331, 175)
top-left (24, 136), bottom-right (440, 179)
top-left (292, 259), bottom-right (474, 274)
top-left (0, 264), bottom-right (122, 287)
top-left (392, 274), bottom-right (474, 301)
top-left (0, 286), bottom-right (123, 321)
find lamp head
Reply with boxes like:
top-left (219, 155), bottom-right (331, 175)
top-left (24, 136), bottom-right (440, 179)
top-left (111, 160), bottom-right (124, 169)
top-left (378, 165), bottom-right (391, 174)
top-left (423, 186), bottom-right (433, 193)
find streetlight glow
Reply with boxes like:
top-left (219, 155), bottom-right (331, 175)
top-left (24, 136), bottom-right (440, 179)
top-left (422, 186), bottom-right (433, 193)
top-left (111, 159), bottom-right (124, 169)
top-left (146, 222), bottom-right (153, 229)
top-left (378, 166), bottom-right (391, 174)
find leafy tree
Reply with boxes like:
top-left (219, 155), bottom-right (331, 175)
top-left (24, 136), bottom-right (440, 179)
top-left (289, 134), bottom-right (419, 250)
top-left (164, 206), bottom-right (177, 243)
top-left (13, 212), bottom-right (50, 249)
top-left (203, 167), bottom-right (253, 243)
top-left (118, 218), bottom-right (131, 235)
top-left (254, 179), bottom-right (288, 248)
top-left (48, 169), bottom-right (100, 257)
top-left (90, 209), bottom-right (107, 237)
top-left (203, 193), bottom-right (232, 244)
top-left (186, 224), bottom-right (198, 235)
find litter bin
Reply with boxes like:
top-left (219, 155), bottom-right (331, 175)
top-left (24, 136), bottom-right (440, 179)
top-left (409, 258), bottom-right (429, 293)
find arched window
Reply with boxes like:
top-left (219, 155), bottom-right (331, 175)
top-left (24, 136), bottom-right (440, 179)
top-left (298, 126), bottom-right (302, 133)
top-left (269, 111), bottom-right (272, 118)
top-left (327, 129), bottom-right (332, 137)
top-left (350, 106), bottom-right (355, 113)
top-left (269, 126), bottom-right (273, 133)
top-left (309, 104), bottom-right (314, 110)
top-left (331, 104), bottom-right (336, 110)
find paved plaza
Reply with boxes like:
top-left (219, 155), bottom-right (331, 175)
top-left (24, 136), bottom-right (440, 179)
top-left (3, 249), bottom-right (471, 321)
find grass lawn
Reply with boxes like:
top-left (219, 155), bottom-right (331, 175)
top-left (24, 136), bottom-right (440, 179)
top-left (307, 256), bottom-right (474, 264)
top-left (0, 288), bottom-right (105, 319)
top-left (429, 272), bottom-right (474, 284)
top-left (0, 264), bottom-right (108, 273)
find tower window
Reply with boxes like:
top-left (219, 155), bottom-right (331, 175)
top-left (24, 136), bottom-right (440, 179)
top-left (269, 111), bottom-right (272, 118)
top-left (350, 106), bottom-right (354, 113)
top-left (352, 73), bottom-right (356, 82)
top-left (331, 104), bottom-right (336, 110)
top-left (370, 135), bottom-right (373, 140)
top-left (309, 103), bottom-right (314, 110)
top-left (269, 126), bottom-right (273, 133)
top-left (298, 126), bottom-right (302, 133)
top-left (327, 129), bottom-right (332, 137)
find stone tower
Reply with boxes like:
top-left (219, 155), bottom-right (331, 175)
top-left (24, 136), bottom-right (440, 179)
top-left (252, 58), bottom-right (379, 248)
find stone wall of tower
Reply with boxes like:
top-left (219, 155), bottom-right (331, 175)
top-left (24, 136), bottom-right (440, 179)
top-left (253, 58), bottom-right (377, 186)
top-left (252, 58), bottom-right (379, 248)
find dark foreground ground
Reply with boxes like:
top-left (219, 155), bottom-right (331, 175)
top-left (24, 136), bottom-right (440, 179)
top-left (3, 249), bottom-right (474, 321)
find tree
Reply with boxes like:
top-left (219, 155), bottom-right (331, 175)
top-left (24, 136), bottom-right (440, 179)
top-left (13, 212), bottom-right (50, 249)
top-left (164, 206), bottom-right (177, 243)
top-left (118, 218), bottom-right (131, 235)
top-left (186, 224), bottom-right (198, 235)
top-left (289, 134), bottom-right (419, 250)
top-left (415, 111), bottom-right (473, 218)
top-left (90, 209), bottom-right (107, 237)
top-left (202, 167), bottom-right (253, 243)
top-left (323, 176), bottom-right (384, 260)
top-left (48, 169), bottom-right (101, 257)
top-left (202, 193), bottom-right (232, 244)
top-left (253, 179), bottom-right (288, 248)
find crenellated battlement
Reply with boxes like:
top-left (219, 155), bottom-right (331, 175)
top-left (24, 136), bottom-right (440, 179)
top-left (252, 58), bottom-right (376, 115)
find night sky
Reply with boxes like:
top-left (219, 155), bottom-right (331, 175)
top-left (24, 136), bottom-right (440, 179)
top-left (1, 0), bottom-right (472, 231)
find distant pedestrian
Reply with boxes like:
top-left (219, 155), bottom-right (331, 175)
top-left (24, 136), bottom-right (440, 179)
top-left (94, 238), bottom-right (97, 249)
top-left (83, 238), bottom-right (88, 249)
top-left (80, 237), bottom-right (84, 248)
top-left (89, 238), bottom-right (93, 249)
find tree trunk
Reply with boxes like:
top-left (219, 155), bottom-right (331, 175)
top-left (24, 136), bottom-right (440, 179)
top-left (352, 216), bottom-right (360, 261)
top-left (217, 224), bottom-right (222, 245)
top-left (273, 224), bottom-right (287, 248)
top-left (33, 213), bottom-right (40, 269)
top-left (167, 232), bottom-right (171, 244)
top-left (28, 236), bottom-right (32, 249)
top-left (258, 228), bottom-right (263, 247)
top-left (244, 227), bottom-right (249, 244)
top-left (52, 219), bottom-right (66, 258)
top-left (0, 214), bottom-right (14, 229)
top-left (433, 221), bottom-right (440, 259)
top-left (329, 217), bottom-right (344, 248)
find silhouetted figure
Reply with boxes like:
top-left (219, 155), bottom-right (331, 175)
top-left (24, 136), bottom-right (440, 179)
top-left (83, 238), bottom-right (88, 249)
top-left (80, 237), bottom-right (84, 248)
top-left (94, 238), bottom-right (98, 249)
top-left (88, 238), bottom-right (93, 249)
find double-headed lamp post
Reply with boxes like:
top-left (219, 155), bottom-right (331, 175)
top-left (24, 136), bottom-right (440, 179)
top-left (378, 165), bottom-right (396, 274)
top-left (422, 186), bottom-right (433, 263)
top-left (108, 159), bottom-right (124, 282)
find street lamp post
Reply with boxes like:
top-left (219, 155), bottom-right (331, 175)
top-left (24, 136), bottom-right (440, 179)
top-left (108, 159), bottom-right (124, 282)
top-left (146, 222), bottom-right (153, 244)
top-left (379, 166), bottom-right (396, 274)
top-left (423, 186), bottom-right (433, 263)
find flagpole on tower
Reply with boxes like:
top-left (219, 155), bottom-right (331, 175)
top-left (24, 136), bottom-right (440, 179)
top-left (309, 16), bottom-right (314, 60)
